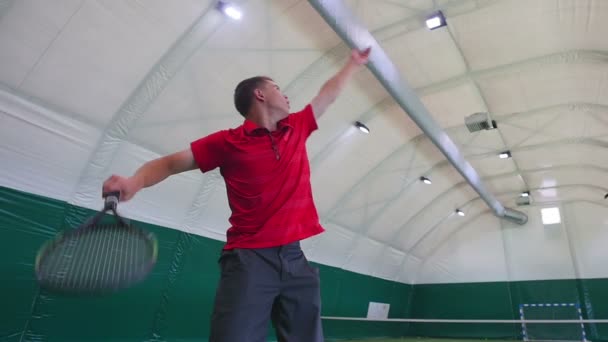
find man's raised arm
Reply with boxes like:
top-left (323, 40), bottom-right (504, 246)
top-left (310, 47), bottom-right (371, 119)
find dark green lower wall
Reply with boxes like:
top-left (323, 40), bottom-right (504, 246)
top-left (411, 278), bottom-right (608, 341)
top-left (3, 186), bottom-right (608, 341)
top-left (1, 186), bottom-right (411, 341)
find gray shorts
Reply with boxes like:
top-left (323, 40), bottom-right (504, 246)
top-left (209, 241), bottom-right (323, 342)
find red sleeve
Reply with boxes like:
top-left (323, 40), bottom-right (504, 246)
top-left (190, 130), bottom-right (226, 173)
top-left (289, 104), bottom-right (318, 137)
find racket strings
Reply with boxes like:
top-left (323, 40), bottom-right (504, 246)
top-left (36, 224), bottom-right (155, 293)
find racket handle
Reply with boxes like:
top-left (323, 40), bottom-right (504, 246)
top-left (103, 191), bottom-right (121, 210)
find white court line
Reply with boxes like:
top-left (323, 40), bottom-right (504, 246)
top-left (321, 317), bottom-right (608, 324)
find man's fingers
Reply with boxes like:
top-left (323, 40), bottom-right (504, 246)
top-left (102, 175), bottom-right (123, 194)
top-left (351, 47), bottom-right (371, 65)
top-left (102, 175), bottom-right (135, 202)
top-left (357, 47), bottom-right (371, 57)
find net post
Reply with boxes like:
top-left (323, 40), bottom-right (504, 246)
top-left (576, 303), bottom-right (588, 342)
top-left (520, 304), bottom-right (529, 342)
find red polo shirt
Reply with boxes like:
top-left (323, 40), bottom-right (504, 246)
top-left (190, 104), bottom-right (325, 250)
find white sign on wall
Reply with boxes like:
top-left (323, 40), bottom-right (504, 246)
top-left (367, 302), bottom-right (390, 319)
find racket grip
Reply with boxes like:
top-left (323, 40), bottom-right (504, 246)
top-left (103, 191), bottom-right (121, 210)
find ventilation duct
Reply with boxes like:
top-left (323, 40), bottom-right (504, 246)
top-left (516, 196), bottom-right (531, 206)
top-left (465, 112), bottom-right (497, 133)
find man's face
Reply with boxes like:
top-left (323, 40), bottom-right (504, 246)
top-left (263, 80), bottom-right (290, 114)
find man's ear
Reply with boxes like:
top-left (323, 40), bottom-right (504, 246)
top-left (254, 88), bottom-right (265, 102)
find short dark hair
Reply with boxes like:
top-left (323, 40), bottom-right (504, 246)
top-left (234, 76), bottom-right (273, 117)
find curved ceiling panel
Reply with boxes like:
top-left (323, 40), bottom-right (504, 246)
top-left (2, 0), bottom-right (608, 284)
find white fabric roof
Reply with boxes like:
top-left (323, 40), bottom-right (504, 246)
top-left (2, 0), bottom-right (608, 284)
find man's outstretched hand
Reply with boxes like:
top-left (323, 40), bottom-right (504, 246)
top-left (350, 47), bottom-right (371, 66)
top-left (102, 175), bottom-right (142, 202)
top-left (310, 46), bottom-right (372, 119)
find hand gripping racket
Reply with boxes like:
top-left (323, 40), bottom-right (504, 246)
top-left (35, 191), bottom-right (158, 294)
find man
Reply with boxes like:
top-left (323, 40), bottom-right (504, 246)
top-left (102, 47), bottom-right (371, 341)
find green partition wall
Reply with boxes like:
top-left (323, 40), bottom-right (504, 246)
top-left (1, 186), bottom-right (411, 341)
top-left (3, 186), bottom-right (608, 341)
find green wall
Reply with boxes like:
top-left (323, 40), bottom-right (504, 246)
top-left (410, 278), bottom-right (608, 341)
top-left (3, 186), bottom-right (608, 341)
top-left (1, 186), bottom-right (411, 341)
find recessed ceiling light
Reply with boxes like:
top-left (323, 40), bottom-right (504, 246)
top-left (499, 151), bottom-right (512, 159)
top-left (541, 207), bottom-right (561, 225)
top-left (217, 1), bottom-right (242, 20)
top-left (420, 176), bottom-right (432, 185)
top-left (355, 121), bottom-right (370, 134)
top-left (426, 10), bottom-right (447, 30)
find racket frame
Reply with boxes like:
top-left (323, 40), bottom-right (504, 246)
top-left (34, 192), bottom-right (158, 294)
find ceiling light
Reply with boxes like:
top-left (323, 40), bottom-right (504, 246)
top-left (456, 209), bottom-right (465, 217)
top-left (521, 191), bottom-right (530, 197)
top-left (355, 121), bottom-right (370, 134)
top-left (541, 207), bottom-right (561, 225)
top-left (217, 1), bottom-right (242, 20)
top-left (499, 151), bottom-right (511, 159)
top-left (420, 176), bottom-right (432, 185)
top-left (426, 10), bottom-right (447, 30)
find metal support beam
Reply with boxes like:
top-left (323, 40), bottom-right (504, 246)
top-left (308, 0), bottom-right (527, 224)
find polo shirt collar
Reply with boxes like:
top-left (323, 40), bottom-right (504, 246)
top-left (243, 116), bottom-right (293, 136)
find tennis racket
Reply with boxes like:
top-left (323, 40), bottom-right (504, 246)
top-left (35, 191), bottom-right (158, 295)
